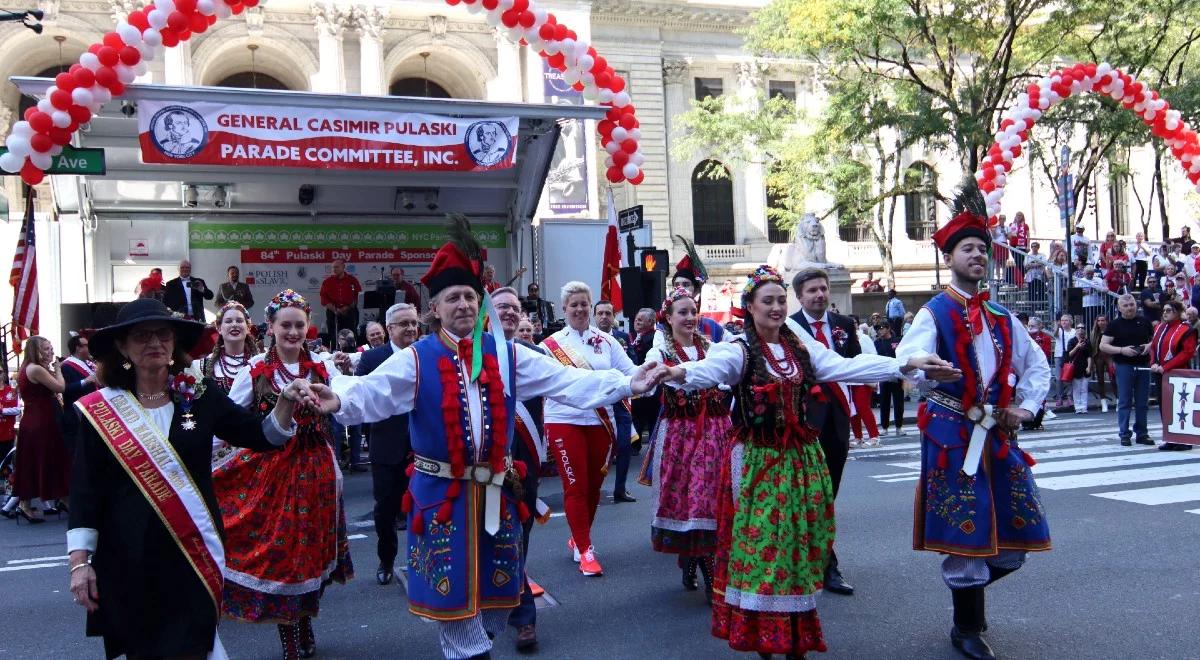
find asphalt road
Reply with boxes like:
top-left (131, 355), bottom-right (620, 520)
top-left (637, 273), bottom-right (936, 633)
top-left (2, 410), bottom-right (1198, 659)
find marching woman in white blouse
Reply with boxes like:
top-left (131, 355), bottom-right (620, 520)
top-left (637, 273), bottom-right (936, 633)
top-left (659, 265), bottom-right (958, 660)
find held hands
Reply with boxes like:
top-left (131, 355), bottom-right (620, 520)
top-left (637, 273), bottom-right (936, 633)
top-left (630, 361), bottom-right (672, 395)
top-left (332, 351), bottom-right (353, 375)
top-left (902, 355), bottom-right (963, 382)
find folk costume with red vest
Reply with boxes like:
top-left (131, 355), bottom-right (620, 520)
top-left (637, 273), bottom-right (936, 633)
top-left (1150, 317), bottom-right (1197, 374)
top-left (327, 216), bottom-right (637, 659)
top-left (895, 185), bottom-right (1051, 660)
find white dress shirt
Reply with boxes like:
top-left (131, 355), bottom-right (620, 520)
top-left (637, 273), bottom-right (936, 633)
top-left (179, 276), bottom-right (193, 317)
top-left (542, 326), bottom-right (639, 426)
top-left (895, 285), bottom-right (1050, 416)
top-left (330, 330), bottom-right (634, 459)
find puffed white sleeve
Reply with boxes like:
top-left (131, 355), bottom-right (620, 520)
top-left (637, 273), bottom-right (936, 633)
top-left (330, 347), bottom-right (418, 425)
top-left (895, 308), bottom-right (938, 363)
top-left (785, 317), bottom-right (906, 383)
top-left (676, 341), bottom-right (745, 391)
top-left (1009, 314), bottom-right (1052, 415)
top-left (227, 357), bottom-right (257, 408)
top-left (514, 343), bottom-right (634, 407)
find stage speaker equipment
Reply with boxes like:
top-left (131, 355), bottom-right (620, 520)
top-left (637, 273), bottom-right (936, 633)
top-left (1066, 287), bottom-right (1083, 315)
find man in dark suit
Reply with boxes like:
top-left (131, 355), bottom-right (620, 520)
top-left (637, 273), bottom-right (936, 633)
top-left (162, 259), bottom-right (214, 320)
top-left (214, 266), bottom-right (254, 309)
top-left (60, 333), bottom-right (98, 457)
top-left (788, 267), bottom-right (858, 596)
top-left (355, 302), bottom-right (420, 586)
top-left (593, 299), bottom-right (637, 502)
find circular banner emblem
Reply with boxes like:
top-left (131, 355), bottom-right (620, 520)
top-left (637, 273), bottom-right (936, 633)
top-left (149, 105), bottom-right (209, 160)
top-left (464, 120), bottom-right (513, 167)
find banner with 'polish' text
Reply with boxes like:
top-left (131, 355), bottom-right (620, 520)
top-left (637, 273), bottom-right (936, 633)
top-left (137, 101), bottom-right (519, 172)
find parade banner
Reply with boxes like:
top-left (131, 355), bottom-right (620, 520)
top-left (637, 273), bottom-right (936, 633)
top-left (137, 101), bottom-right (519, 172)
top-left (1160, 369), bottom-right (1200, 446)
top-left (543, 60), bottom-right (589, 214)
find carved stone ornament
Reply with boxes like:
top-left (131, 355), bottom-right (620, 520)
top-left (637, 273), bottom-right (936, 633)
top-left (662, 58), bottom-right (689, 84)
top-left (311, 2), bottom-right (348, 38)
top-left (353, 5), bottom-right (384, 40)
top-left (428, 14), bottom-right (447, 40)
top-left (245, 6), bottom-right (264, 37)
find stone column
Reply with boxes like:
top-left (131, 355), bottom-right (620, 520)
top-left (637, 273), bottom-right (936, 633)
top-left (662, 58), bottom-right (692, 248)
top-left (0, 106), bottom-right (12, 138)
top-left (354, 5), bottom-right (385, 95)
top-left (312, 2), bottom-right (347, 94)
top-left (736, 60), bottom-right (769, 245)
top-left (163, 39), bottom-right (193, 85)
top-left (488, 29), bottom-right (523, 102)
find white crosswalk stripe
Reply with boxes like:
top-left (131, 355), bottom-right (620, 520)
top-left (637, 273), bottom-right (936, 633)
top-left (865, 420), bottom-right (1200, 515)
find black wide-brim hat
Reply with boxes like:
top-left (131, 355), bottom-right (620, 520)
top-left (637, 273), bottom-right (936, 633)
top-left (89, 297), bottom-right (207, 360)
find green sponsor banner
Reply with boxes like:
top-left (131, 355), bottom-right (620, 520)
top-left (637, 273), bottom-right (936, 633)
top-left (188, 222), bottom-right (506, 249)
top-left (0, 146), bottom-right (106, 175)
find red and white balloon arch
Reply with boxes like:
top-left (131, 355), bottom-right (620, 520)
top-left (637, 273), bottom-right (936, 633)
top-left (976, 62), bottom-right (1198, 225)
top-left (0, 0), bottom-right (646, 186)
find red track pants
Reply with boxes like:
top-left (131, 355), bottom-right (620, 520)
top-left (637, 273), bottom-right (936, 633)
top-left (546, 423), bottom-right (611, 551)
top-left (849, 385), bottom-right (879, 440)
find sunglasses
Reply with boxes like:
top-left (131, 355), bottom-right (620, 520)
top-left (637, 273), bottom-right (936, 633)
top-left (127, 327), bottom-right (174, 344)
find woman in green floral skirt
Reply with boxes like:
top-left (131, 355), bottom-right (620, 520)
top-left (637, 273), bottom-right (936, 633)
top-left (662, 265), bottom-right (957, 658)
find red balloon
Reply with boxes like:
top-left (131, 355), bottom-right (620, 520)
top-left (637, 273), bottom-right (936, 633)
top-left (612, 151), bottom-right (629, 166)
top-left (621, 139), bottom-right (638, 154)
top-left (95, 66), bottom-right (118, 88)
top-left (167, 11), bottom-right (188, 32)
top-left (592, 56), bottom-right (607, 73)
top-left (482, 0), bottom-right (498, 8)
top-left (49, 128), bottom-right (71, 146)
top-left (55, 72), bottom-right (75, 91)
top-left (548, 52), bottom-right (565, 69)
top-left (208, 13), bottom-right (217, 24)
top-left (554, 24), bottom-right (568, 41)
top-left (161, 30), bottom-right (180, 47)
top-left (175, 0), bottom-right (197, 12)
top-left (88, 43), bottom-right (103, 55)
top-left (539, 23), bottom-right (555, 40)
top-left (594, 71), bottom-right (611, 89)
top-left (610, 76), bottom-right (626, 93)
top-left (98, 46), bottom-right (120, 67)
top-left (49, 90), bottom-right (73, 111)
top-left (512, 0), bottom-right (528, 11)
top-left (120, 46), bottom-right (141, 66)
top-left (176, 28), bottom-right (191, 41)
top-left (621, 104), bottom-right (637, 116)
top-left (606, 107), bottom-right (622, 121)
top-left (572, 82), bottom-right (584, 91)
top-left (109, 81), bottom-right (126, 96)
top-left (30, 133), bottom-right (53, 153)
top-left (128, 10), bottom-right (150, 31)
top-left (103, 32), bottom-right (124, 49)
top-left (598, 119), bottom-right (615, 137)
top-left (29, 111), bottom-right (53, 134)
top-left (23, 107), bottom-right (37, 121)
top-left (619, 114), bottom-right (637, 130)
top-left (230, 3), bottom-right (245, 15)
top-left (68, 105), bottom-right (92, 124)
top-left (500, 10), bottom-right (518, 28)
top-left (566, 29), bottom-right (577, 40)
top-left (606, 166), bottom-right (624, 184)
top-left (446, 0), bottom-right (460, 4)
top-left (20, 162), bottom-right (45, 186)
top-left (629, 171), bottom-right (645, 185)
top-left (72, 68), bottom-right (96, 89)
top-left (243, 0), bottom-right (259, 6)
top-left (190, 13), bottom-right (209, 32)
top-left (518, 11), bottom-right (535, 28)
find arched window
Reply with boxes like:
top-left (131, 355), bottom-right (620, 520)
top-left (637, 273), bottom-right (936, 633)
top-left (903, 162), bottom-right (938, 241)
top-left (692, 160), bottom-right (735, 245)
top-left (390, 78), bottom-right (452, 99)
top-left (766, 165), bottom-right (794, 243)
top-left (833, 161), bottom-right (873, 242)
top-left (214, 72), bottom-right (291, 90)
top-left (19, 67), bottom-right (65, 119)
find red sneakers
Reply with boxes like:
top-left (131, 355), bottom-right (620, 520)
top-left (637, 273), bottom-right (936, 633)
top-left (567, 537), bottom-right (580, 563)
top-left (578, 547), bottom-right (603, 576)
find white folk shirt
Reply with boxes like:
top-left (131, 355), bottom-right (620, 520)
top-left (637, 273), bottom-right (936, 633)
top-left (542, 326), bottom-right (639, 426)
top-left (895, 284), bottom-right (1051, 416)
top-left (229, 351), bottom-right (338, 408)
top-left (329, 330), bottom-right (634, 462)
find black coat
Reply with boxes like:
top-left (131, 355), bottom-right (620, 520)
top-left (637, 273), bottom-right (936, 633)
top-left (789, 310), bottom-right (860, 431)
top-left (69, 382), bottom-right (279, 659)
top-left (162, 277), bottom-right (214, 318)
top-left (355, 344), bottom-right (411, 466)
top-left (59, 361), bottom-right (96, 454)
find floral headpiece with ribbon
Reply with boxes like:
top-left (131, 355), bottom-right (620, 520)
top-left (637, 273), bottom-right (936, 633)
top-left (218, 300), bottom-right (250, 323)
top-left (740, 264), bottom-right (787, 310)
top-left (658, 286), bottom-right (695, 323)
top-left (264, 289), bottom-right (310, 321)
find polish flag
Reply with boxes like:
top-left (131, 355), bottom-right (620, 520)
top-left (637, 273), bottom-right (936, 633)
top-left (600, 188), bottom-right (624, 313)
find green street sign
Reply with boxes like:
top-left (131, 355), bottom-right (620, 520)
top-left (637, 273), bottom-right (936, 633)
top-left (0, 146), bottom-right (106, 176)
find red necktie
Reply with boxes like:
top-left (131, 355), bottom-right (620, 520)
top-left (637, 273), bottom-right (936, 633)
top-left (966, 292), bottom-right (990, 335)
top-left (812, 321), bottom-right (830, 348)
top-left (457, 338), bottom-right (473, 365)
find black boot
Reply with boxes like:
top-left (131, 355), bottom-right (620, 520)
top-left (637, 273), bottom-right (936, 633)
top-left (277, 623), bottom-right (301, 660)
top-left (823, 551), bottom-right (854, 595)
top-left (298, 616), bottom-right (315, 658)
top-left (680, 556), bottom-right (698, 591)
top-left (950, 587), bottom-right (995, 659)
top-left (697, 555), bottom-right (714, 604)
top-left (985, 564), bottom-right (1017, 586)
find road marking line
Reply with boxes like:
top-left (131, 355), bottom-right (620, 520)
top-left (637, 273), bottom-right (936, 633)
top-left (348, 534), bottom-right (367, 540)
top-left (873, 471), bottom-right (923, 479)
top-left (1186, 509), bottom-right (1200, 515)
top-left (6, 555), bottom-right (66, 565)
top-left (878, 434), bottom-right (1136, 464)
top-left (0, 562), bottom-right (65, 572)
top-left (878, 476), bottom-right (920, 483)
top-left (1093, 483), bottom-right (1200, 505)
top-left (1031, 452), bottom-right (1200, 475)
top-left (1037, 463), bottom-right (1200, 490)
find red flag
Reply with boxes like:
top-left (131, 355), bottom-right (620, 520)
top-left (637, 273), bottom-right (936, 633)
top-left (9, 187), bottom-right (38, 350)
top-left (600, 189), bottom-right (623, 313)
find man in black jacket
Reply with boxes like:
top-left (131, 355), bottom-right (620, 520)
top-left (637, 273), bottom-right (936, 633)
top-left (60, 333), bottom-right (98, 457)
top-left (162, 259), bottom-right (214, 320)
top-left (788, 267), bottom-right (859, 596)
top-left (356, 302), bottom-right (420, 586)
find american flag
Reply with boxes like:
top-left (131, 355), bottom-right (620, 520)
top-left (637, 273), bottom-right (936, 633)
top-left (9, 190), bottom-right (38, 348)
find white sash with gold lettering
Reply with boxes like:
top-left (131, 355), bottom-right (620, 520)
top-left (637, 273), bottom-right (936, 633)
top-left (76, 388), bottom-right (230, 659)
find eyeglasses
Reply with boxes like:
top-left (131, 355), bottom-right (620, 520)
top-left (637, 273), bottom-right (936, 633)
top-left (127, 327), bottom-right (173, 344)
top-left (495, 303), bottom-right (521, 312)
top-left (387, 321), bottom-right (418, 329)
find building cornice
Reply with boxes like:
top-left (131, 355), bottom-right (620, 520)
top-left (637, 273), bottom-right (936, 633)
top-left (591, 0), bottom-right (754, 32)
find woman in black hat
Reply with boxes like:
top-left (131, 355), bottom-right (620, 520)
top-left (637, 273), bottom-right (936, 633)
top-left (66, 297), bottom-right (305, 660)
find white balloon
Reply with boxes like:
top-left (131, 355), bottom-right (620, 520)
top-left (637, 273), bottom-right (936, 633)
top-left (542, 41), bottom-right (559, 55)
top-left (574, 40), bottom-right (589, 58)
top-left (49, 144), bottom-right (63, 156)
top-left (215, 2), bottom-right (232, 18)
top-left (498, 0), bottom-right (514, 9)
top-left (613, 91), bottom-right (631, 108)
top-left (629, 128), bottom-right (641, 140)
top-left (580, 72), bottom-right (595, 87)
top-left (1037, 97), bottom-right (1050, 110)
top-left (1191, 161), bottom-right (1200, 174)
top-left (506, 27), bottom-right (523, 42)
top-left (134, 61), bottom-right (149, 76)
top-left (11, 122), bottom-right (32, 138)
top-left (80, 53), bottom-right (101, 72)
top-left (994, 173), bottom-right (1007, 187)
top-left (631, 152), bottom-right (645, 167)
top-left (467, 1), bottom-right (482, 14)
top-left (622, 163), bottom-right (639, 179)
top-left (0, 152), bottom-right (24, 173)
top-left (30, 151), bottom-right (53, 171)
top-left (51, 111), bottom-right (71, 128)
top-left (611, 126), bottom-right (628, 142)
top-left (534, 8), bottom-right (548, 24)
top-left (605, 141), bottom-right (621, 154)
top-left (563, 70), bottom-right (580, 86)
top-left (157, 0), bottom-right (175, 15)
top-left (559, 38), bottom-right (574, 55)
top-left (197, 0), bottom-right (216, 14)
top-left (1015, 93), bottom-right (1028, 108)
top-left (598, 88), bottom-right (613, 103)
top-left (117, 22), bottom-right (142, 47)
top-left (137, 42), bottom-right (156, 62)
top-left (115, 64), bottom-right (137, 84)
top-left (604, 155), bottom-right (614, 169)
top-left (89, 102), bottom-right (104, 114)
top-left (485, 12), bottom-right (501, 28)
top-left (8, 135), bottom-right (33, 158)
top-left (582, 86), bottom-right (598, 101)
top-left (91, 85), bottom-right (112, 105)
top-left (1097, 62), bottom-right (1113, 76)
top-left (37, 99), bottom-right (53, 115)
top-left (72, 87), bottom-right (95, 107)
top-left (576, 54), bottom-right (594, 72)
top-left (148, 9), bottom-right (168, 29)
